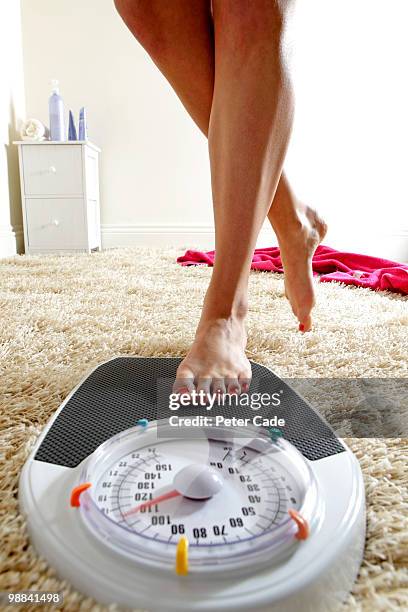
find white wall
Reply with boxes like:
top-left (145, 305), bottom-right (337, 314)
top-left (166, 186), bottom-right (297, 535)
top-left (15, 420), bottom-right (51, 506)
top-left (20, 0), bottom-right (215, 249)
top-left (20, 0), bottom-right (408, 259)
top-left (286, 0), bottom-right (408, 260)
top-left (0, 1), bottom-right (25, 256)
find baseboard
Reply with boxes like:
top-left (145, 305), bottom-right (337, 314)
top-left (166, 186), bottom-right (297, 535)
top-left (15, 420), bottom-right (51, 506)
top-left (99, 224), bottom-right (408, 262)
top-left (0, 222), bottom-right (405, 262)
top-left (101, 224), bottom-right (276, 250)
top-left (0, 224), bottom-right (24, 257)
top-left (326, 229), bottom-right (408, 263)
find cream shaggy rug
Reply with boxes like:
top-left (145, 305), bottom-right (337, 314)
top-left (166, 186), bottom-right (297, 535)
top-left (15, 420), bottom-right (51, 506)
top-left (0, 247), bottom-right (407, 612)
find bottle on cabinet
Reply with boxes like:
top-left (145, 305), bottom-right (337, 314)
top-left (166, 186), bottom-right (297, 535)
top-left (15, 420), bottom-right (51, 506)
top-left (49, 79), bottom-right (65, 141)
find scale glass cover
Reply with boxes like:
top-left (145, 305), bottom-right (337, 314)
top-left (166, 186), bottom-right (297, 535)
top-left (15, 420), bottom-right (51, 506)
top-left (78, 421), bottom-right (317, 574)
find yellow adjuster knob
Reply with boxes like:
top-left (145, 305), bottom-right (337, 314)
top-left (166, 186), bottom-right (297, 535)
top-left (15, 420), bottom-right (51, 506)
top-left (176, 536), bottom-right (189, 576)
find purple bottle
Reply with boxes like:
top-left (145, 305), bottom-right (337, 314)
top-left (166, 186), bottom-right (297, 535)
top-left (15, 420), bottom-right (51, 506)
top-left (49, 79), bottom-right (65, 141)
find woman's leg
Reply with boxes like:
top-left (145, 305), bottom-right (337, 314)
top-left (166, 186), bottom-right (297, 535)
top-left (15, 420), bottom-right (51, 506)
top-left (114, 0), bottom-right (326, 334)
top-left (176, 0), bottom-right (295, 393)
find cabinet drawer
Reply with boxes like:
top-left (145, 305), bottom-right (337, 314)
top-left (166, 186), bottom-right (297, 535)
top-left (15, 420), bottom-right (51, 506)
top-left (22, 145), bottom-right (83, 195)
top-left (25, 198), bottom-right (86, 250)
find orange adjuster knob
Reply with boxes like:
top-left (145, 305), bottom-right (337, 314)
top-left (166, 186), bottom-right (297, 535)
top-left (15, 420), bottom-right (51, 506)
top-left (288, 508), bottom-right (309, 540)
top-left (70, 482), bottom-right (92, 507)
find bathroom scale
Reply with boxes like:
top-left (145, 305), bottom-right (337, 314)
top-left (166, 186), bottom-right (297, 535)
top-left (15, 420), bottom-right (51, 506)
top-left (19, 357), bottom-right (366, 612)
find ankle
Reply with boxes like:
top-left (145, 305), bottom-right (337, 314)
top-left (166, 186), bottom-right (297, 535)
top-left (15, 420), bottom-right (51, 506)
top-left (203, 283), bottom-right (248, 321)
top-left (273, 203), bottom-right (305, 240)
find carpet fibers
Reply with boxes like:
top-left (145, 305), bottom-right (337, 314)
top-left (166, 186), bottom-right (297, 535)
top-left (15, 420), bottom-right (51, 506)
top-left (0, 248), bottom-right (407, 611)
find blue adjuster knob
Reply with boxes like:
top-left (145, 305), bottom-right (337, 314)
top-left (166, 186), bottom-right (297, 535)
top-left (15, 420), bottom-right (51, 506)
top-left (269, 427), bottom-right (283, 443)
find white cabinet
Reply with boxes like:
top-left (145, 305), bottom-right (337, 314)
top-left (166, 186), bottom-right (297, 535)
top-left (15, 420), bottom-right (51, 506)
top-left (15, 141), bottom-right (101, 254)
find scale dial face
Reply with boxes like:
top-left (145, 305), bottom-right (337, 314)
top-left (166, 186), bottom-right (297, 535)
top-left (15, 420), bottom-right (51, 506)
top-left (79, 422), bottom-right (319, 574)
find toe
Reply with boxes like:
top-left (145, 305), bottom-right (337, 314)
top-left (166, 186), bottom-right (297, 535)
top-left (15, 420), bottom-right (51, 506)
top-left (298, 313), bottom-right (312, 332)
top-left (173, 364), bottom-right (195, 395)
top-left (238, 372), bottom-right (251, 393)
top-left (297, 290), bottom-right (315, 332)
top-left (211, 378), bottom-right (226, 396)
top-left (196, 377), bottom-right (211, 404)
top-left (226, 377), bottom-right (241, 395)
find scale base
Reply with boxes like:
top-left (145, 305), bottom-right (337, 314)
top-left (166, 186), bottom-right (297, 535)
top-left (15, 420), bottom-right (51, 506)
top-left (19, 357), bottom-right (366, 612)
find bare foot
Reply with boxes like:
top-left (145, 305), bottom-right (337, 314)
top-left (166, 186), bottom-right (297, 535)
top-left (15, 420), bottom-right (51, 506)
top-left (174, 297), bottom-right (252, 397)
top-left (273, 204), bottom-right (327, 332)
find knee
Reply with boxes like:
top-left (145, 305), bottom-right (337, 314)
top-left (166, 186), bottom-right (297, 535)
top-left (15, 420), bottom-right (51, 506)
top-left (113, 0), bottom-right (164, 57)
top-left (214, 0), bottom-right (293, 50)
top-left (215, 0), bottom-right (293, 22)
top-left (113, 0), bottom-right (134, 24)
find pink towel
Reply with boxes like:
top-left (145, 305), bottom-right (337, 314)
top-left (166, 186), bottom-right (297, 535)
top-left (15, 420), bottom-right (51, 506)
top-left (177, 245), bottom-right (408, 295)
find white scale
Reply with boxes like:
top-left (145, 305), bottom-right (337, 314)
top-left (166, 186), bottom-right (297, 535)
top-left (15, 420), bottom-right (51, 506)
top-left (20, 358), bottom-right (366, 611)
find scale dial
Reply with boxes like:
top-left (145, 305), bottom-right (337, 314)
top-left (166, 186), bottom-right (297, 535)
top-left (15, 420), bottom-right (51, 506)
top-left (78, 422), bottom-right (320, 574)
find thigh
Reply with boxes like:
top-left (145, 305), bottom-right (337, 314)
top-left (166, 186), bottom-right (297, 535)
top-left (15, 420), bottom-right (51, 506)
top-left (114, 0), bottom-right (214, 133)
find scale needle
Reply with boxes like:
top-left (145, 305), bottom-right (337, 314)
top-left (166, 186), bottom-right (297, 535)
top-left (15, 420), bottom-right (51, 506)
top-left (124, 489), bottom-right (181, 517)
top-left (124, 464), bottom-right (223, 518)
